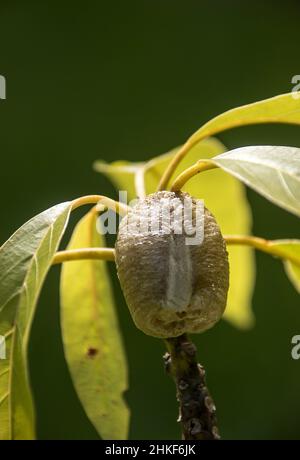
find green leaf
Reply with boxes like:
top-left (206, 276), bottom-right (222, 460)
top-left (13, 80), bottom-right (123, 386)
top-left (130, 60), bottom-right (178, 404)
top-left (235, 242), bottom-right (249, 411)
top-left (94, 138), bottom-right (255, 329)
top-left (269, 240), bottom-right (300, 293)
top-left (189, 92), bottom-right (300, 145)
top-left (60, 210), bottom-right (129, 440)
top-left (212, 145), bottom-right (300, 217)
top-left (0, 202), bottom-right (72, 440)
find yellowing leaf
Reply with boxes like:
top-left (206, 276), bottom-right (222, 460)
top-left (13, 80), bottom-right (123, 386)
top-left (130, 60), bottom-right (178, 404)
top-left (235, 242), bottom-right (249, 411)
top-left (189, 92), bottom-right (300, 146)
top-left (158, 92), bottom-right (300, 191)
top-left (269, 240), bottom-right (300, 293)
top-left (60, 210), bottom-right (129, 440)
top-left (94, 148), bottom-right (182, 201)
top-left (212, 146), bottom-right (300, 217)
top-left (94, 160), bottom-right (142, 199)
top-left (0, 202), bottom-right (72, 439)
top-left (286, 262), bottom-right (300, 293)
top-left (94, 138), bottom-right (255, 329)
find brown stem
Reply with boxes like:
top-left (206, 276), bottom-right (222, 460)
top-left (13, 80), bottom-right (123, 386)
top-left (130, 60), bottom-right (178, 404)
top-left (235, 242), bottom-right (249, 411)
top-left (164, 334), bottom-right (220, 440)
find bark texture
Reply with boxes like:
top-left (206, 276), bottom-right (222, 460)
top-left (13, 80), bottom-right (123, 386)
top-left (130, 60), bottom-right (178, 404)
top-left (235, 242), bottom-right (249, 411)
top-left (164, 334), bottom-right (220, 440)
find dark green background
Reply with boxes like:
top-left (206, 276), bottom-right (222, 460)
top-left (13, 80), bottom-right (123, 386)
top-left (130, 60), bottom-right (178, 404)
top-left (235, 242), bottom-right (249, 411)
top-left (1, 0), bottom-right (300, 440)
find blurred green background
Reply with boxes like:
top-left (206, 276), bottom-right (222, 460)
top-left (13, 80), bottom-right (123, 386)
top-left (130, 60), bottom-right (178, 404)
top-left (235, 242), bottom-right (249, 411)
top-left (1, 0), bottom-right (300, 440)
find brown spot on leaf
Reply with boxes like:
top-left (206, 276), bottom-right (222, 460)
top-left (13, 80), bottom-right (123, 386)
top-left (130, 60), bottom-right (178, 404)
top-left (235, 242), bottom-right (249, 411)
top-left (87, 347), bottom-right (98, 358)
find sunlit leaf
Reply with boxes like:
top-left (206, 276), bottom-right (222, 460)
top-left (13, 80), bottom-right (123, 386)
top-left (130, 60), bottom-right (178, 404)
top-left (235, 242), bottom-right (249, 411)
top-left (93, 160), bottom-right (142, 199)
top-left (94, 138), bottom-right (255, 329)
top-left (189, 91), bottom-right (300, 146)
top-left (94, 148), bottom-right (182, 201)
top-left (212, 145), bottom-right (300, 217)
top-left (0, 202), bottom-right (72, 439)
top-left (269, 240), bottom-right (300, 293)
top-left (60, 210), bottom-right (129, 440)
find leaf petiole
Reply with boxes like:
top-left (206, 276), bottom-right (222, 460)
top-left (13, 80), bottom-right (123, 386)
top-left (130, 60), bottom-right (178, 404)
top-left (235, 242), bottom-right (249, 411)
top-left (157, 140), bottom-right (195, 191)
top-left (52, 247), bottom-right (115, 265)
top-left (170, 160), bottom-right (217, 192)
top-left (224, 235), bottom-right (300, 267)
top-left (157, 91), bottom-right (300, 191)
top-left (52, 236), bottom-right (300, 268)
top-left (72, 195), bottom-right (130, 216)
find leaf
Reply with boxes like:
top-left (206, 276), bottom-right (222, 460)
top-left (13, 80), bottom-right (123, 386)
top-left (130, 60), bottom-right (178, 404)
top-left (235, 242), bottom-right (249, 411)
top-left (60, 210), bottom-right (129, 440)
top-left (0, 202), bottom-right (72, 440)
top-left (189, 91), bottom-right (300, 145)
top-left (269, 240), bottom-right (300, 293)
top-left (94, 149), bottom-right (181, 201)
top-left (94, 138), bottom-right (255, 329)
top-left (94, 160), bottom-right (142, 199)
top-left (212, 145), bottom-right (300, 217)
top-left (286, 260), bottom-right (300, 293)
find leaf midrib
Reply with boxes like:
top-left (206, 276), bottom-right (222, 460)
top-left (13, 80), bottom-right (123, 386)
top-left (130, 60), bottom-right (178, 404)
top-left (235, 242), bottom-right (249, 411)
top-left (3, 217), bottom-right (63, 439)
top-left (216, 154), bottom-right (300, 181)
